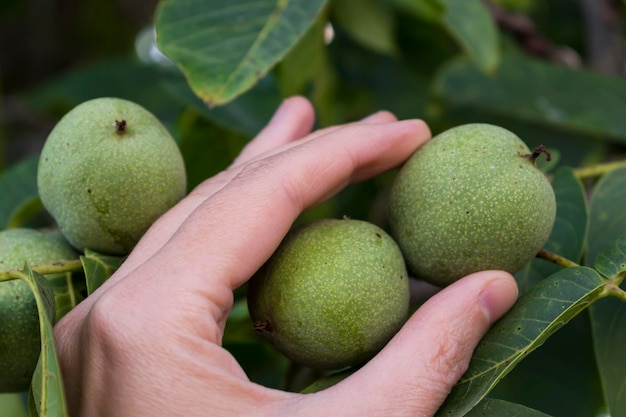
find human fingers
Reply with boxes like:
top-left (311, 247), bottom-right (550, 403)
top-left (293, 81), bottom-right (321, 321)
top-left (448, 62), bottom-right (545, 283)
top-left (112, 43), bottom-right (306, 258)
top-left (53, 116), bottom-right (430, 414)
top-left (231, 96), bottom-right (316, 166)
top-left (297, 271), bottom-right (518, 417)
top-left (301, 110), bottom-right (398, 142)
top-left (232, 106), bottom-right (398, 170)
top-left (103, 97), bottom-right (314, 280)
top-left (112, 104), bottom-right (396, 281)
top-left (103, 119), bottom-right (430, 337)
top-left (160, 118), bottom-right (429, 283)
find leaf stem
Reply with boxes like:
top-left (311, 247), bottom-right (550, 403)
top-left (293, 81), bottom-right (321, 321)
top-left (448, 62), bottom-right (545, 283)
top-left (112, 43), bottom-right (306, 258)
top-left (0, 259), bottom-right (83, 282)
top-left (601, 280), bottom-right (626, 301)
top-left (536, 248), bottom-right (580, 268)
top-left (573, 159), bottom-right (626, 180)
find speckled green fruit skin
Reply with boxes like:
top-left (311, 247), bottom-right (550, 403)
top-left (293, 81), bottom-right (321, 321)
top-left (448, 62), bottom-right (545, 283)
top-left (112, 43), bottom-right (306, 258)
top-left (0, 228), bottom-right (75, 392)
top-left (247, 218), bottom-right (409, 370)
top-left (388, 123), bottom-right (556, 287)
top-left (37, 97), bottom-right (187, 255)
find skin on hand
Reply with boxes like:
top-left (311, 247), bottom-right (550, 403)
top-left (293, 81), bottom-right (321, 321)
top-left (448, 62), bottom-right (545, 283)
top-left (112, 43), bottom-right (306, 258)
top-left (53, 97), bottom-right (519, 417)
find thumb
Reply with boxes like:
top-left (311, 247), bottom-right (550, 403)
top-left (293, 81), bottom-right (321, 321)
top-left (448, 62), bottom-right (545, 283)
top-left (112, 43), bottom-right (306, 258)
top-left (300, 270), bottom-right (518, 417)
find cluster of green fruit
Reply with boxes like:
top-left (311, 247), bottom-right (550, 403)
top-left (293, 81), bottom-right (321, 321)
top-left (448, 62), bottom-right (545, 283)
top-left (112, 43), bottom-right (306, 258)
top-left (0, 98), bottom-right (187, 392)
top-left (1, 98), bottom-right (557, 391)
top-left (247, 123), bottom-right (556, 371)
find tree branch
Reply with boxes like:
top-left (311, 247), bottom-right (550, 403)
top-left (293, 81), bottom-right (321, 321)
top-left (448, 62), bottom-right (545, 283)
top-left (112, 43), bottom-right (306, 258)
top-left (482, 0), bottom-right (581, 68)
top-left (579, 0), bottom-right (624, 75)
top-left (536, 248), bottom-right (580, 269)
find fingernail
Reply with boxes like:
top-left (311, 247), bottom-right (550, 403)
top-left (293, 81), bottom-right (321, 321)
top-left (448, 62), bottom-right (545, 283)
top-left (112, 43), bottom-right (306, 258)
top-left (479, 275), bottom-right (518, 323)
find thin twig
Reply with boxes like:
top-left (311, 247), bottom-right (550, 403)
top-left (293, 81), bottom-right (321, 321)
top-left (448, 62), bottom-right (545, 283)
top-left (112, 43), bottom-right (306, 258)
top-left (579, 0), bottom-right (624, 74)
top-left (573, 159), bottom-right (626, 180)
top-left (482, 0), bottom-right (581, 67)
top-left (0, 259), bottom-right (83, 282)
top-left (536, 248), bottom-right (580, 269)
top-left (601, 280), bottom-right (626, 300)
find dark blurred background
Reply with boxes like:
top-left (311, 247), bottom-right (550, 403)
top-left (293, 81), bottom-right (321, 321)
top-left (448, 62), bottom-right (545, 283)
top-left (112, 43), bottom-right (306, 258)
top-left (0, 0), bottom-right (159, 166)
top-left (1, 0), bottom-right (625, 188)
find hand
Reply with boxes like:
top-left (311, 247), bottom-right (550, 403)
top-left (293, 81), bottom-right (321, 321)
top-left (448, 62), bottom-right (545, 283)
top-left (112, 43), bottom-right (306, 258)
top-left (54, 96), bottom-right (518, 417)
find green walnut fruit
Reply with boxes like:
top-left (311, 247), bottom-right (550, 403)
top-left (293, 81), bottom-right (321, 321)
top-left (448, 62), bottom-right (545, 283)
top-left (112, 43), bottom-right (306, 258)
top-left (37, 97), bottom-right (187, 255)
top-left (388, 123), bottom-right (556, 287)
top-left (247, 218), bottom-right (409, 370)
top-left (0, 228), bottom-right (77, 392)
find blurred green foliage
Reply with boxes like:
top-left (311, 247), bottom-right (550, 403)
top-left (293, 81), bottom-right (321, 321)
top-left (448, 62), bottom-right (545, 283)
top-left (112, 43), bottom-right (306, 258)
top-left (2, 1), bottom-right (626, 416)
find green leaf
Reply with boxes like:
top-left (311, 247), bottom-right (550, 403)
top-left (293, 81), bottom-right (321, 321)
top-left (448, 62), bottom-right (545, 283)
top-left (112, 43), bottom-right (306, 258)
top-left (389, 0), bottom-right (444, 21)
top-left (178, 116), bottom-right (248, 190)
top-left (388, 0), bottom-right (499, 72)
top-left (80, 249), bottom-right (125, 296)
top-left (0, 156), bottom-right (39, 230)
top-left (439, 0), bottom-right (500, 73)
top-left (593, 230), bottom-right (626, 279)
top-left (25, 60), bottom-right (184, 124)
top-left (274, 13), bottom-right (331, 98)
top-left (587, 166), bottom-right (626, 269)
top-left (515, 167), bottom-right (588, 292)
top-left (464, 398), bottom-right (552, 417)
top-left (590, 296), bottom-right (626, 416)
top-left (48, 272), bottom-right (87, 322)
top-left (331, 0), bottom-right (396, 55)
top-left (0, 393), bottom-right (28, 417)
top-left (589, 223), bottom-right (626, 416)
top-left (7, 196), bottom-right (45, 229)
top-left (433, 53), bottom-right (626, 143)
top-left (161, 74), bottom-right (282, 137)
top-left (489, 310), bottom-right (605, 417)
top-left (300, 367), bottom-right (356, 393)
top-left (155, 0), bottom-right (328, 106)
top-left (222, 341), bottom-right (290, 389)
top-left (222, 300), bottom-right (290, 389)
top-left (436, 266), bottom-right (606, 417)
top-left (17, 264), bottom-right (68, 417)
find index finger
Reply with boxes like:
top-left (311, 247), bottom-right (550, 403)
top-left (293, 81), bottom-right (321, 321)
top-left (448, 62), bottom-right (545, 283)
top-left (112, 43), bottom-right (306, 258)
top-left (154, 119), bottom-right (431, 291)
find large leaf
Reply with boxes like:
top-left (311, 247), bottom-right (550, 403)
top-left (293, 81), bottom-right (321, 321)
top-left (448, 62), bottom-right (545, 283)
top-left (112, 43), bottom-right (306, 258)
top-left (389, 0), bottom-right (499, 73)
top-left (325, 27), bottom-right (433, 123)
top-left (433, 53), bottom-right (626, 143)
top-left (15, 265), bottom-right (68, 417)
top-left (80, 249), bottom-right (125, 296)
top-left (465, 398), bottom-right (552, 417)
top-left (331, 0), bottom-right (396, 55)
top-left (590, 296), bottom-right (626, 416)
top-left (274, 12), bottom-right (334, 117)
top-left (589, 231), bottom-right (626, 416)
top-left (162, 74), bottom-right (282, 137)
top-left (7, 196), bottom-right (45, 229)
top-left (586, 166), bottom-right (626, 267)
top-left (438, 0), bottom-right (500, 73)
top-left (178, 117), bottom-right (249, 190)
top-left (155, 0), bottom-right (328, 106)
top-left (515, 167), bottom-right (588, 292)
top-left (489, 310), bottom-right (604, 417)
top-left (593, 230), bottom-right (626, 279)
top-left (390, 0), bottom-right (444, 22)
top-left (436, 266), bottom-right (606, 417)
top-left (0, 155), bottom-right (39, 230)
top-left (25, 60), bottom-right (185, 124)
